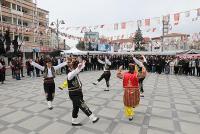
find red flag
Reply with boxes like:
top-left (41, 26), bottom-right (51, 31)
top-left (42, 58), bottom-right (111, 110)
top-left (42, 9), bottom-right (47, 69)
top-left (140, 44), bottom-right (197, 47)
top-left (152, 28), bottom-right (156, 32)
top-left (121, 22), bottom-right (126, 29)
top-left (163, 14), bottom-right (170, 22)
top-left (145, 19), bottom-right (150, 26)
top-left (174, 13), bottom-right (180, 25)
top-left (197, 8), bottom-right (200, 16)
top-left (100, 25), bottom-right (104, 28)
top-left (114, 23), bottom-right (118, 30)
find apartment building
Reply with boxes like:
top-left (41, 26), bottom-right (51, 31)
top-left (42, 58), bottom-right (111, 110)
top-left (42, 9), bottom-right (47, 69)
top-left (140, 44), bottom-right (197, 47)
top-left (0, 0), bottom-right (51, 54)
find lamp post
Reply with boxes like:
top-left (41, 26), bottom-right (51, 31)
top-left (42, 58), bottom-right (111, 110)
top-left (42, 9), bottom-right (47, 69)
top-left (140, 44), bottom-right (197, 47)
top-left (51, 19), bottom-right (65, 50)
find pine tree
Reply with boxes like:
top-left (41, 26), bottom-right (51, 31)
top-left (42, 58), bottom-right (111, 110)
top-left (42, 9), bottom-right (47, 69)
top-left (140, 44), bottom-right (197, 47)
top-left (76, 41), bottom-right (85, 50)
top-left (134, 27), bottom-right (144, 51)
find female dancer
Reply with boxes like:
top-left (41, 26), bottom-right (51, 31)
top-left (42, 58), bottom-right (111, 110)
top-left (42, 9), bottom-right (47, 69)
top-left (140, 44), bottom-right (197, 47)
top-left (117, 63), bottom-right (146, 121)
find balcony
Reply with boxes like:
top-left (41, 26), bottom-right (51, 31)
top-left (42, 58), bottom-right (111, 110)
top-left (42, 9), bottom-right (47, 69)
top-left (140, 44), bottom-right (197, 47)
top-left (1, 6), bottom-right (11, 14)
top-left (11, 9), bottom-right (23, 16)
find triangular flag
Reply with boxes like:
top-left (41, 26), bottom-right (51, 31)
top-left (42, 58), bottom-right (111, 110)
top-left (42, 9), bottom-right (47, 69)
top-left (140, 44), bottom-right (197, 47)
top-left (174, 13), bottom-right (180, 25)
top-left (137, 20), bottom-right (142, 27)
top-left (152, 28), bottom-right (156, 32)
top-left (100, 25), bottom-right (104, 28)
top-left (163, 14), bottom-right (170, 22)
top-left (114, 23), bottom-right (118, 30)
top-left (156, 17), bottom-right (160, 24)
top-left (121, 22), bottom-right (126, 29)
top-left (145, 19), bottom-right (150, 26)
top-left (197, 8), bottom-right (200, 16)
top-left (185, 11), bottom-right (190, 18)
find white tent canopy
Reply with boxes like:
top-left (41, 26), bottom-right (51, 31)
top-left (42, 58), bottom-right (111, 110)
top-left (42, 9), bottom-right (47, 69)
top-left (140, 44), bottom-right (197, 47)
top-left (61, 47), bottom-right (87, 55)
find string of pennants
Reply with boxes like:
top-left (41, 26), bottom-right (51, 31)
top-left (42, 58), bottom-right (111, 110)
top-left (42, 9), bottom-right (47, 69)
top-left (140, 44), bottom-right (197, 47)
top-left (64, 8), bottom-right (200, 37)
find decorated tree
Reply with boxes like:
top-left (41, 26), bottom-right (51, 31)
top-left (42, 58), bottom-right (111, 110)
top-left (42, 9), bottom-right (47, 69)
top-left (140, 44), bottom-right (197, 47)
top-left (134, 27), bottom-right (144, 51)
top-left (76, 41), bottom-right (85, 50)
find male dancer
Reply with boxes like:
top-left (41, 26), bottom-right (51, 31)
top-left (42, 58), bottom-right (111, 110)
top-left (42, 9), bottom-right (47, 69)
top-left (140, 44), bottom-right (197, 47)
top-left (30, 58), bottom-right (67, 110)
top-left (117, 63), bottom-right (146, 121)
top-left (93, 56), bottom-right (111, 91)
top-left (67, 57), bottom-right (99, 126)
top-left (133, 55), bottom-right (147, 97)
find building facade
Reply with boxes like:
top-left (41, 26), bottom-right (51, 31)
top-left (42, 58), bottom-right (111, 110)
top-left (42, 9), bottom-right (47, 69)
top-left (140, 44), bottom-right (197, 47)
top-left (0, 0), bottom-right (51, 55)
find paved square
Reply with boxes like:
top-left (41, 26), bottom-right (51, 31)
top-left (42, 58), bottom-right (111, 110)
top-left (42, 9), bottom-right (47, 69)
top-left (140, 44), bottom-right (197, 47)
top-left (0, 71), bottom-right (200, 134)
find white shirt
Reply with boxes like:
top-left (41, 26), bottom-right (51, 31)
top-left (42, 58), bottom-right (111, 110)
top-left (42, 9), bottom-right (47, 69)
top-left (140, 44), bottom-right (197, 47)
top-left (68, 63), bottom-right (85, 81)
top-left (31, 61), bottom-right (67, 77)
top-left (98, 58), bottom-right (111, 71)
top-left (0, 63), bottom-right (3, 69)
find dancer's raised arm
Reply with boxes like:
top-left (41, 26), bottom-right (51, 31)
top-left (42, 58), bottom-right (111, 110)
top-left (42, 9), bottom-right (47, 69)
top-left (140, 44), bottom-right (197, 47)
top-left (54, 61), bottom-right (67, 70)
top-left (68, 60), bottom-right (86, 80)
top-left (30, 60), bottom-right (44, 71)
top-left (133, 56), bottom-right (144, 67)
top-left (117, 66), bottom-right (123, 79)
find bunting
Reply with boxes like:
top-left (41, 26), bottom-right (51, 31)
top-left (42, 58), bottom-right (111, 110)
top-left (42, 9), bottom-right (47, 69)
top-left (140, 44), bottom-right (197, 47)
top-left (100, 25), bottom-right (104, 28)
top-left (137, 20), bottom-right (142, 27)
top-left (163, 14), bottom-right (170, 22)
top-left (174, 13), bottom-right (180, 25)
top-left (197, 8), bottom-right (200, 16)
top-left (185, 11), bottom-right (190, 18)
top-left (145, 19), bottom-right (150, 26)
top-left (121, 22), bottom-right (126, 29)
top-left (114, 23), bottom-right (118, 30)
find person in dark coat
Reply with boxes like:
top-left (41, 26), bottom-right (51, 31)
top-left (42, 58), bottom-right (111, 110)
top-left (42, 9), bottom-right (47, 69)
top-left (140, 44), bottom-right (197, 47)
top-left (0, 58), bottom-right (6, 84)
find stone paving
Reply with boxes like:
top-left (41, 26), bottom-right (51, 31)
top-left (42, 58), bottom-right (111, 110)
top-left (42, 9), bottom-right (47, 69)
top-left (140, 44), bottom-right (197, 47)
top-left (0, 71), bottom-right (200, 134)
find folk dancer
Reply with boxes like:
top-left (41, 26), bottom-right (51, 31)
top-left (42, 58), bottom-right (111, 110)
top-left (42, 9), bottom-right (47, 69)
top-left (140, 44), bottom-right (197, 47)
top-left (133, 55), bottom-right (147, 97)
top-left (117, 63), bottom-right (146, 121)
top-left (30, 58), bottom-right (67, 110)
top-left (67, 57), bottom-right (99, 126)
top-left (93, 56), bottom-right (111, 91)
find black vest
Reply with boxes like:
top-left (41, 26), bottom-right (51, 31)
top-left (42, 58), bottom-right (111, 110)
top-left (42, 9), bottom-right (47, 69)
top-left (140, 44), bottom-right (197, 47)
top-left (43, 67), bottom-right (55, 78)
top-left (104, 64), bottom-right (110, 71)
top-left (67, 75), bottom-right (82, 91)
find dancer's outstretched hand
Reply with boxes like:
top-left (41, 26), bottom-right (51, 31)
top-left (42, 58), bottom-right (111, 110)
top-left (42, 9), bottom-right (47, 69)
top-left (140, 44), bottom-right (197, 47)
top-left (82, 60), bottom-right (86, 65)
top-left (29, 59), bottom-right (33, 64)
top-left (119, 65), bottom-right (123, 71)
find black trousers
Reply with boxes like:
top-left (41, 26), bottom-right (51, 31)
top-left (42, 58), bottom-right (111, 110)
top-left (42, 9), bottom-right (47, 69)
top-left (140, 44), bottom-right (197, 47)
top-left (44, 82), bottom-right (55, 101)
top-left (197, 67), bottom-right (200, 76)
top-left (174, 66), bottom-right (179, 74)
top-left (21, 68), bottom-right (24, 77)
top-left (98, 71), bottom-right (111, 87)
top-left (36, 68), bottom-right (40, 76)
top-left (139, 77), bottom-right (145, 93)
top-left (69, 91), bottom-right (92, 118)
top-left (0, 71), bottom-right (5, 82)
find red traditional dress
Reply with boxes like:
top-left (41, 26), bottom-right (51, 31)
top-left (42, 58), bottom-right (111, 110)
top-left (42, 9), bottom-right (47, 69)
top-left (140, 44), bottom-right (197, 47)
top-left (123, 72), bottom-right (140, 108)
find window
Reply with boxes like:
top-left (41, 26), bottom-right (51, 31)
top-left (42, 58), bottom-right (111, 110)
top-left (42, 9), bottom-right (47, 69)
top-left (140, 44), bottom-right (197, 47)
top-left (12, 4), bottom-right (16, 10)
top-left (23, 22), bottom-right (28, 27)
top-left (24, 36), bottom-right (29, 41)
top-left (17, 5), bottom-right (21, 11)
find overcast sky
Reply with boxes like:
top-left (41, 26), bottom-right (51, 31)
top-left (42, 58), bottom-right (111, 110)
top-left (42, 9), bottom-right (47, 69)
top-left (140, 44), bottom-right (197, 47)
top-left (37, 0), bottom-right (200, 27)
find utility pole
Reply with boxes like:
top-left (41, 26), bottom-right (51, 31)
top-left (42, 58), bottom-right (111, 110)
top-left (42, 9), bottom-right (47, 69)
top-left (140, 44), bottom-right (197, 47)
top-left (162, 18), bottom-right (169, 52)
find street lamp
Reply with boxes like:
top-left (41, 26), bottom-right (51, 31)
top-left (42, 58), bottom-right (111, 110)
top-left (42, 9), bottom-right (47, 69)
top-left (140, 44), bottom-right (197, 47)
top-left (51, 19), bottom-right (65, 50)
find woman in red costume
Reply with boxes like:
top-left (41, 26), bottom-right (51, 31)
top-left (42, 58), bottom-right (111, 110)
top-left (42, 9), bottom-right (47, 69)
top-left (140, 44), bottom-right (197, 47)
top-left (117, 63), bottom-right (146, 121)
